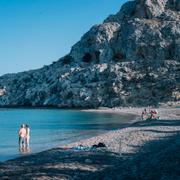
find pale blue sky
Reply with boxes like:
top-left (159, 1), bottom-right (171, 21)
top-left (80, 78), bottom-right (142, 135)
top-left (0, 0), bottom-right (127, 75)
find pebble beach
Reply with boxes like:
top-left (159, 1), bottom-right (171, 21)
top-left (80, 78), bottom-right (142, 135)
top-left (0, 107), bottom-right (180, 179)
top-left (65, 108), bottom-right (180, 154)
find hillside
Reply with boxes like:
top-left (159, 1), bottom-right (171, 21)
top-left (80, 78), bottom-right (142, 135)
top-left (0, 0), bottom-right (179, 108)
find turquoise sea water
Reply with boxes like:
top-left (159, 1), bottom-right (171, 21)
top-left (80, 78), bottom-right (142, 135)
top-left (0, 108), bottom-right (136, 161)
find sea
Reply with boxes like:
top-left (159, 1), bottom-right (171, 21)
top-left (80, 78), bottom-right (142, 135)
top-left (0, 108), bottom-right (136, 161)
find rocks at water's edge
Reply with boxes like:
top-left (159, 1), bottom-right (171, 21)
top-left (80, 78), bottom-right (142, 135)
top-left (0, 0), bottom-right (179, 108)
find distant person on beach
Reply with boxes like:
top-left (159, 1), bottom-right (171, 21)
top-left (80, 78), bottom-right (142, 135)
top-left (150, 109), bottom-right (159, 120)
top-left (141, 108), bottom-right (147, 120)
top-left (18, 124), bottom-right (26, 150)
top-left (25, 124), bottom-right (30, 148)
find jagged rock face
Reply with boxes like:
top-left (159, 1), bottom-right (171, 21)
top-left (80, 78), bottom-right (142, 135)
top-left (70, 22), bottom-right (120, 64)
top-left (0, 0), bottom-right (179, 108)
top-left (71, 0), bottom-right (180, 63)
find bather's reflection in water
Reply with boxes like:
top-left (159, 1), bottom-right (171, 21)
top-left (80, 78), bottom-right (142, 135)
top-left (19, 146), bottom-right (31, 154)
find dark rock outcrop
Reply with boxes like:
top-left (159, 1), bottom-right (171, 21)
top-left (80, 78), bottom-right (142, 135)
top-left (0, 0), bottom-right (179, 108)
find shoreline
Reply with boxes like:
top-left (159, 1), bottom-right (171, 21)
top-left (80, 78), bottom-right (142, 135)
top-left (0, 108), bottom-right (139, 162)
top-left (0, 107), bottom-right (180, 179)
top-left (0, 107), bottom-right (178, 158)
top-left (1, 107), bottom-right (180, 159)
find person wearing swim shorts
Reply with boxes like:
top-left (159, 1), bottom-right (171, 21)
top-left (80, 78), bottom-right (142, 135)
top-left (18, 124), bottom-right (26, 150)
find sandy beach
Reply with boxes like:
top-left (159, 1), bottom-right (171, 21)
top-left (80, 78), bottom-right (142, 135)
top-left (0, 107), bottom-right (180, 179)
top-left (65, 107), bottom-right (180, 154)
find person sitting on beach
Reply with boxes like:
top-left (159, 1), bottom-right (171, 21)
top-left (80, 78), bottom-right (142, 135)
top-left (150, 109), bottom-right (160, 119)
top-left (151, 110), bottom-right (155, 119)
top-left (18, 124), bottom-right (26, 150)
top-left (146, 109), bottom-right (159, 120)
top-left (25, 124), bottom-right (30, 148)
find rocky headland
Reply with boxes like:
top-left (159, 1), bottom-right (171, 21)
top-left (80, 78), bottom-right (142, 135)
top-left (0, 0), bottom-right (179, 108)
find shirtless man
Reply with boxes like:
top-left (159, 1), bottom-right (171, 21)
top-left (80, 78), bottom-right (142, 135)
top-left (18, 124), bottom-right (27, 149)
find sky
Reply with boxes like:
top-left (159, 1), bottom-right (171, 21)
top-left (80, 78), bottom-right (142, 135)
top-left (0, 0), bottom-right (127, 75)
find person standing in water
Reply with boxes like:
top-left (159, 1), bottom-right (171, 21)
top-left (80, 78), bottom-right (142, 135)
top-left (18, 124), bottom-right (26, 150)
top-left (25, 124), bottom-right (30, 149)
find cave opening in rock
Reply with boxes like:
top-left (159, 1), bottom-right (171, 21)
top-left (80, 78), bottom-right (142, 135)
top-left (113, 52), bottom-right (125, 61)
top-left (82, 53), bottom-right (92, 62)
top-left (131, 9), bottom-right (136, 16)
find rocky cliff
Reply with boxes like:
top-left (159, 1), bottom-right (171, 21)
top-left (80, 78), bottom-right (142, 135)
top-left (0, 0), bottom-right (179, 108)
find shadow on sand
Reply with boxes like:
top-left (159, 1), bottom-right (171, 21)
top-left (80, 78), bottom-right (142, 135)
top-left (0, 119), bottom-right (180, 180)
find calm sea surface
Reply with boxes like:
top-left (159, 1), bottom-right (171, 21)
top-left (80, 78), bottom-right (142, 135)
top-left (0, 108), bottom-right (136, 161)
